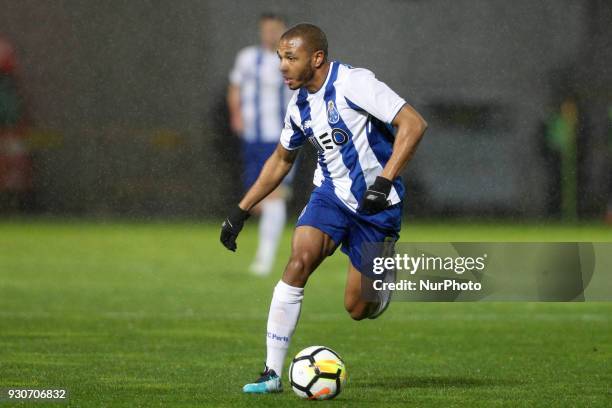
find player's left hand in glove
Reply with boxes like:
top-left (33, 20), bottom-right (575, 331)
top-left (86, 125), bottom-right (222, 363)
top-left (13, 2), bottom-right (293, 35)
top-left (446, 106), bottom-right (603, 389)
top-left (358, 176), bottom-right (392, 214)
top-left (220, 206), bottom-right (250, 252)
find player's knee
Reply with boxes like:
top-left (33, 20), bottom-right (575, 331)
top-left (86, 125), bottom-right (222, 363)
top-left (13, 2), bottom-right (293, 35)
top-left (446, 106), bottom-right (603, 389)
top-left (348, 306), bottom-right (369, 321)
top-left (344, 300), bottom-right (370, 321)
top-left (283, 252), bottom-right (316, 287)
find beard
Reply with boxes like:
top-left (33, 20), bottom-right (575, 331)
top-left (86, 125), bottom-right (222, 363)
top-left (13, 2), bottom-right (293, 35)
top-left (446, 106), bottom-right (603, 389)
top-left (292, 63), bottom-right (315, 90)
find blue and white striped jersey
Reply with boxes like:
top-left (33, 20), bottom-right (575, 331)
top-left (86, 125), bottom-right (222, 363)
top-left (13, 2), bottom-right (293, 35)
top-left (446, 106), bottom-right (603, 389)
top-left (230, 46), bottom-right (294, 143)
top-left (280, 61), bottom-right (407, 212)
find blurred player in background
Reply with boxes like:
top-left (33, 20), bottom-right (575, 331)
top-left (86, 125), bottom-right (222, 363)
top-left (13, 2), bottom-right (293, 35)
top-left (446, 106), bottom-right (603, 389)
top-left (221, 23), bottom-right (427, 393)
top-left (227, 13), bottom-right (294, 276)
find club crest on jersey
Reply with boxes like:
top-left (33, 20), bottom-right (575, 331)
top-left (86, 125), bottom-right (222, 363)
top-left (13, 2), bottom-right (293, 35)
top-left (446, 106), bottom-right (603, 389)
top-left (327, 100), bottom-right (340, 124)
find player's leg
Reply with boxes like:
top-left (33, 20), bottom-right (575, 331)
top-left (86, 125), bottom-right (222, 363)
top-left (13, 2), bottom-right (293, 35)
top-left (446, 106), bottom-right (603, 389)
top-left (265, 226), bottom-right (336, 372)
top-left (344, 262), bottom-right (378, 320)
top-left (243, 226), bottom-right (337, 393)
top-left (280, 225), bottom-right (336, 286)
top-left (342, 206), bottom-right (401, 320)
top-left (344, 259), bottom-right (396, 320)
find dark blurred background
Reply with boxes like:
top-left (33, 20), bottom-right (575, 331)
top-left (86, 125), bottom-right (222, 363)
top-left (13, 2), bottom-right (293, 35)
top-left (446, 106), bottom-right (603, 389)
top-left (0, 0), bottom-right (610, 221)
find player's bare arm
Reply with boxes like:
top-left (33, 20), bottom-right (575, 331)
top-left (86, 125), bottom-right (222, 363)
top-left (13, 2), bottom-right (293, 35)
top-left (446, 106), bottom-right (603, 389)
top-left (358, 104), bottom-right (428, 214)
top-left (381, 104), bottom-right (428, 180)
top-left (220, 144), bottom-right (297, 251)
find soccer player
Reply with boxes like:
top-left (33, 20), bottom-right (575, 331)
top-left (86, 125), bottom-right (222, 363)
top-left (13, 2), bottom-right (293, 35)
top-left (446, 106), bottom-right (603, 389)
top-left (227, 13), bottom-right (294, 276)
top-left (220, 23), bottom-right (427, 393)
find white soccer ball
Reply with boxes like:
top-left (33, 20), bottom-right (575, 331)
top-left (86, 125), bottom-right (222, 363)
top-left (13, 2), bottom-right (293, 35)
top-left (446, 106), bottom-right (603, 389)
top-left (288, 346), bottom-right (347, 400)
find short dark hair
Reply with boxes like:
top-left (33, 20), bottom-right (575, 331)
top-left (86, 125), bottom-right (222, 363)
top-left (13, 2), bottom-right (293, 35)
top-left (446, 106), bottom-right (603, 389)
top-left (259, 12), bottom-right (286, 24)
top-left (280, 23), bottom-right (328, 58)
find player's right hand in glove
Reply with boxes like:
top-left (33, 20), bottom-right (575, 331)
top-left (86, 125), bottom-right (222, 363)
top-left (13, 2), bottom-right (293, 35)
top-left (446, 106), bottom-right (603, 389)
top-left (358, 176), bottom-right (392, 214)
top-left (220, 206), bottom-right (250, 252)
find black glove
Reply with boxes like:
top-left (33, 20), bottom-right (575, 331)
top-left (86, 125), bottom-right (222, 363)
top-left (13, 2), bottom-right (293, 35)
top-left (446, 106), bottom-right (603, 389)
top-left (358, 176), bottom-right (392, 214)
top-left (220, 206), bottom-right (250, 251)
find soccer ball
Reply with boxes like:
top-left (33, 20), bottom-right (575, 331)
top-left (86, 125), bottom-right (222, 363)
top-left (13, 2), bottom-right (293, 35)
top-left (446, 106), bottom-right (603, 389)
top-left (288, 346), bottom-right (347, 400)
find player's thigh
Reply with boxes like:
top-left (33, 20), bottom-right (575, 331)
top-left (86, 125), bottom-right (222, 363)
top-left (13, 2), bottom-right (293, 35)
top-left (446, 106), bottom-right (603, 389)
top-left (282, 226), bottom-right (337, 287)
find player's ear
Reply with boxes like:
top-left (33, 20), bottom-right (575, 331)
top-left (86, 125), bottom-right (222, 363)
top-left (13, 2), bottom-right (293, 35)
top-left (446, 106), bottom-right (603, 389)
top-left (312, 50), bottom-right (325, 69)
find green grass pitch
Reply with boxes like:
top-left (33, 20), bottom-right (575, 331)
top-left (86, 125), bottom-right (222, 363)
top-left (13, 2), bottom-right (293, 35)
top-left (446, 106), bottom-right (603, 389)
top-left (0, 220), bottom-right (611, 406)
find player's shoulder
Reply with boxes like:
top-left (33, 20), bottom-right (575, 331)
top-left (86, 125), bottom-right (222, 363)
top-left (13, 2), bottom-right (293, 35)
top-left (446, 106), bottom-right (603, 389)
top-left (336, 62), bottom-right (376, 85)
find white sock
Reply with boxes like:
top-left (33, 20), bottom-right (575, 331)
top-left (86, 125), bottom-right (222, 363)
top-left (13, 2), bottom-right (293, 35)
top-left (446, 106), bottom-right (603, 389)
top-left (254, 199), bottom-right (286, 270)
top-left (265, 280), bottom-right (304, 376)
